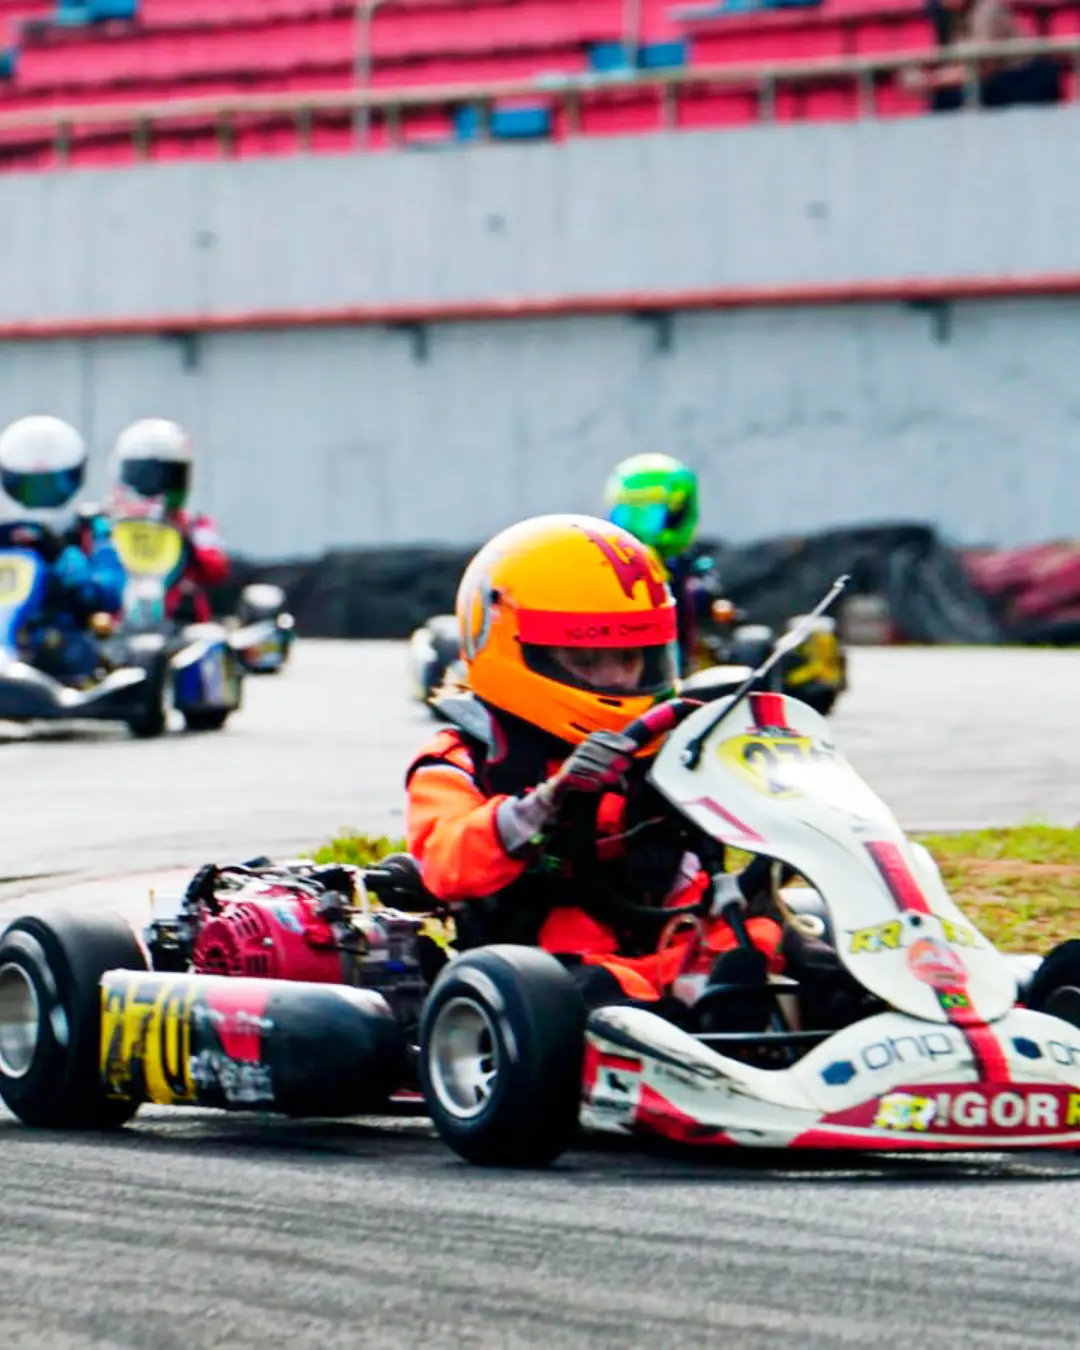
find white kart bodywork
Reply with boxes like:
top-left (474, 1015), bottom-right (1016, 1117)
top-left (580, 694), bottom-right (1080, 1151)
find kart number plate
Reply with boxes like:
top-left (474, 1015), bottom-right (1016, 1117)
top-left (717, 732), bottom-right (825, 798)
top-left (113, 520), bottom-right (185, 579)
top-left (0, 554), bottom-right (37, 608)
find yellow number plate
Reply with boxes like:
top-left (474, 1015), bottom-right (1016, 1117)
top-left (717, 732), bottom-right (823, 798)
top-left (112, 520), bottom-right (185, 579)
top-left (0, 554), bottom-right (36, 608)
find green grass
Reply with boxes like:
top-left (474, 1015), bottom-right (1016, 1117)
top-left (312, 824), bottom-right (1080, 955)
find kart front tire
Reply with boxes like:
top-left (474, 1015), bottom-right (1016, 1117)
top-left (1024, 940), bottom-right (1080, 1028)
top-left (127, 652), bottom-right (169, 739)
top-left (0, 908), bottom-right (150, 1128)
top-left (183, 710), bottom-right (230, 732)
top-left (419, 946), bottom-right (585, 1167)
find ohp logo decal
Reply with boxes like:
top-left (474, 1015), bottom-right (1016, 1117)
top-left (576, 526), bottom-right (668, 606)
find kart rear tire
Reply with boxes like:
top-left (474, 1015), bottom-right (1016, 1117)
top-left (0, 908), bottom-right (150, 1129)
top-left (1024, 940), bottom-right (1080, 1027)
top-left (183, 709), bottom-right (230, 732)
top-left (419, 946), bottom-right (585, 1167)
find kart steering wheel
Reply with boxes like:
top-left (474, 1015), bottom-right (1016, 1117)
top-left (620, 696), bottom-right (703, 750)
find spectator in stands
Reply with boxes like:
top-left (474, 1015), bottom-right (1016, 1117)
top-left (906, 0), bottom-right (1062, 111)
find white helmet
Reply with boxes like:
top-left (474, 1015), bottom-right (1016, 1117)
top-left (110, 418), bottom-right (193, 515)
top-left (0, 415), bottom-right (87, 522)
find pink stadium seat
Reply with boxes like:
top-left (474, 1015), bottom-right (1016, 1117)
top-left (691, 24), bottom-right (847, 66)
top-left (0, 0), bottom-right (1074, 169)
top-left (853, 17), bottom-right (935, 54)
top-left (1050, 6), bottom-right (1080, 32)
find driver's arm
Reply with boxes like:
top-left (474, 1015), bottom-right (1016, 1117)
top-left (406, 743), bottom-right (528, 904)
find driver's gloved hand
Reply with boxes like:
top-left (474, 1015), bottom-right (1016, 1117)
top-left (495, 729), bottom-right (638, 857)
top-left (552, 730), bottom-right (637, 797)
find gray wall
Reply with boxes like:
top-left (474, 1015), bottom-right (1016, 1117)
top-left (7, 295), bottom-right (1078, 557)
top-left (1, 105), bottom-right (1079, 321)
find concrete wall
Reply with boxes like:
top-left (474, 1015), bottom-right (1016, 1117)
top-left (8, 295), bottom-right (1078, 557)
top-left (0, 104), bottom-right (1079, 320)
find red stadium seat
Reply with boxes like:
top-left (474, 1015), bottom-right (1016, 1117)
top-left (0, 0), bottom-right (1073, 167)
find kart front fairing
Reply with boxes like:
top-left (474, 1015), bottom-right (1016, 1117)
top-left (647, 694), bottom-right (1017, 1026)
top-left (572, 690), bottom-right (1080, 1152)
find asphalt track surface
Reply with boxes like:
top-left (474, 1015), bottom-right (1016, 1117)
top-left (2, 642), bottom-right (1080, 1349)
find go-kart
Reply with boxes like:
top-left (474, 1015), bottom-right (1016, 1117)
top-left (226, 582), bottom-right (295, 675)
top-left (108, 517), bottom-right (244, 733)
top-left (2, 591), bottom-right (1078, 1164)
top-left (0, 520), bottom-right (170, 738)
top-left (687, 555), bottom-right (848, 716)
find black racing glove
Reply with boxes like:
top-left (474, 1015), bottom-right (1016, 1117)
top-left (494, 730), bottom-right (638, 857)
top-left (550, 730), bottom-right (638, 797)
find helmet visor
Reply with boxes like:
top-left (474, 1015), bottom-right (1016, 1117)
top-left (609, 501), bottom-right (667, 548)
top-left (1, 463), bottom-right (84, 511)
top-left (523, 641), bottom-right (678, 698)
top-left (120, 457), bottom-right (190, 504)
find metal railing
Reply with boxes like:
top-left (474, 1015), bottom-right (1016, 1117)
top-left (0, 33), bottom-right (1075, 162)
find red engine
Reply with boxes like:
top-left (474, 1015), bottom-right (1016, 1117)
top-left (191, 883), bottom-right (349, 984)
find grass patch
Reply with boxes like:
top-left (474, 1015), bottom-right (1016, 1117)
top-left (313, 824), bottom-right (1080, 955)
top-left (308, 832), bottom-right (406, 867)
top-left (915, 826), bottom-right (1080, 954)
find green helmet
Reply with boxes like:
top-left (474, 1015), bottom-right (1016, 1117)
top-left (602, 453), bottom-right (700, 562)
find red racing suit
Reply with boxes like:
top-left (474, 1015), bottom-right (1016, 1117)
top-left (405, 698), bottom-right (783, 1004)
top-left (165, 509), bottom-right (230, 622)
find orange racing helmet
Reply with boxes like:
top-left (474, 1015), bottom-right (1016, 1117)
top-left (455, 513), bottom-right (679, 744)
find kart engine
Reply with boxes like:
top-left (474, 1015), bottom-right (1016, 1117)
top-left (191, 884), bottom-right (351, 984)
top-left (165, 863), bottom-right (438, 1010)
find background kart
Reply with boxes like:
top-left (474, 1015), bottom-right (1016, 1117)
top-left (225, 583), bottom-right (296, 675)
top-left (0, 524), bottom-right (168, 739)
top-left (1, 690), bottom-right (1077, 1165)
top-left (107, 517), bottom-right (244, 734)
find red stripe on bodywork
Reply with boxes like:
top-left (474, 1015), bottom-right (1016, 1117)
top-left (960, 1023), bottom-right (1012, 1082)
top-left (634, 1084), bottom-right (735, 1146)
top-left (684, 796), bottom-right (764, 843)
top-left (749, 691), bottom-right (787, 730)
top-left (863, 841), bottom-right (1010, 1083)
top-left (865, 839), bottom-right (933, 915)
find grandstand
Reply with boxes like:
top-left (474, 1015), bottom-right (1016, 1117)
top-left (0, 0), bottom-right (1075, 165)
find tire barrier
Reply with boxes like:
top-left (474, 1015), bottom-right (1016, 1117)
top-left (962, 540), bottom-right (1080, 645)
top-left (215, 522), bottom-right (1016, 645)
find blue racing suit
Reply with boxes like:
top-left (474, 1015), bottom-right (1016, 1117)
top-left (20, 512), bottom-right (125, 681)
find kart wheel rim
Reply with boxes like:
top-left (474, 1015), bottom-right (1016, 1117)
top-left (427, 996), bottom-right (500, 1121)
top-left (0, 963), bottom-right (40, 1079)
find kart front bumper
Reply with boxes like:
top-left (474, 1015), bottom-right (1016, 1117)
top-left (582, 1004), bottom-right (1080, 1152)
top-left (0, 662), bottom-right (151, 722)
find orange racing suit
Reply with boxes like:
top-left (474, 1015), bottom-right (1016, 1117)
top-left (405, 698), bottom-right (783, 1005)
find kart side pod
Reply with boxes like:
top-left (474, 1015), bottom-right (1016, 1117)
top-left (0, 906), bottom-right (408, 1129)
top-left (99, 970), bottom-right (407, 1118)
